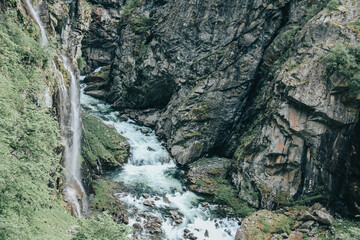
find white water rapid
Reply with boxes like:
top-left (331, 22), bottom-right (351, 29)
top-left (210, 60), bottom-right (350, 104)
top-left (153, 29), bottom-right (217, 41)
top-left (25, 0), bottom-right (86, 217)
top-left (81, 69), bottom-right (240, 239)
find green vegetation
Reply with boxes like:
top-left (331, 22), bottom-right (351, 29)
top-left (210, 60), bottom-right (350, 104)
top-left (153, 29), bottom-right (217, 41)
top-left (242, 210), bottom-right (295, 239)
top-left (82, 112), bottom-right (129, 171)
top-left (0, 11), bottom-right (130, 240)
top-left (214, 178), bottom-right (255, 217)
top-left (192, 100), bottom-right (213, 120)
top-left (74, 213), bottom-right (131, 240)
top-left (273, 190), bottom-right (290, 207)
top-left (121, 0), bottom-right (142, 19)
top-left (0, 11), bottom-right (69, 239)
top-left (325, 43), bottom-right (360, 97)
top-left (131, 16), bottom-right (152, 33)
top-left (348, 21), bottom-right (360, 38)
top-left (270, 26), bottom-right (301, 75)
top-left (77, 56), bottom-right (86, 70)
top-left (91, 179), bottom-right (125, 216)
top-left (326, 0), bottom-right (341, 10)
top-left (334, 219), bottom-right (360, 240)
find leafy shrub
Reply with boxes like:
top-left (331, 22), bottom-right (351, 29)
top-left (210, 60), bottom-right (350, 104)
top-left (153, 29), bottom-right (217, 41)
top-left (77, 56), bottom-right (86, 70)
top-left (131, 16), bottom-right (152, 33)
top-left (74, 213), bottom-right (131, 240)
top-left (325, 43), bottom-right (360, 96)
top-left (326, 0), bottom-right (341, 10)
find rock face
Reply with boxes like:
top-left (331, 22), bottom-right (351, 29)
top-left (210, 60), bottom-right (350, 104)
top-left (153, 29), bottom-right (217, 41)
top-left (79, 0), bottom-right (360, 214)
top-left (81, 0), bottom-right (122, 72)
top-left (229, 0), bottom-right (360, 211)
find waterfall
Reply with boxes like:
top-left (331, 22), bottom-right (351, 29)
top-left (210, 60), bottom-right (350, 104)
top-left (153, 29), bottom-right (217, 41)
top-left (24, 0), bottom-right (48, 46)
top-left (60, 55), bottom-right (87, 217)
top-left (24, 0), bottom-right (87, 217)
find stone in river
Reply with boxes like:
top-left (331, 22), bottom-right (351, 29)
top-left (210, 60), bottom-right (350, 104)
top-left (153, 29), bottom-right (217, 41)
top-left (163, 196), bottom-right (171, 203)
top-left (147, 146), bottom-right (155, 151)
top-left (133, 223), bottom-right (142, 230)
top-left (143, 200), bottom-right (154, 206)
top-left (142, 193), bottom-right (150, 199)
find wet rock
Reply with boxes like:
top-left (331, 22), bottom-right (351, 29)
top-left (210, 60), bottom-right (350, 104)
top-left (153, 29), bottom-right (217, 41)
top-left (141, 128), bottom-right (150, 134)
top-left (201, 202), bottom-right (209, 207)
top-left (184, 228), bottom-right (190, 234)
top-left (204, 229), bottom-right (209, 237)
top-left (132, 223), bottom-right (142, 230)
top-left (155, 196), bottom-right (160, 200)
top-left (147, 146), bottom-right (155, 151)
top-left (186, 233), bottom-right (197, 240)
top-left (123, 215), bottom-right (129, 225)
top-left (143, 200), bottom-right (154, 206)
top-left (175, 219), bottom-right (183, 224)
top-left (169, 210), bottom-right (182, 220)
top-left (142, 193), bottom-right (150, 199)
top-left (136, 217), bottom-right (141, 222)
top-left (118, 114), bottom-right (128, 122)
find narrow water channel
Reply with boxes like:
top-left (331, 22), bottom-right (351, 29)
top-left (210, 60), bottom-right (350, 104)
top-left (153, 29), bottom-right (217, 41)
top-left (80, 69), bottom-right (239, 240)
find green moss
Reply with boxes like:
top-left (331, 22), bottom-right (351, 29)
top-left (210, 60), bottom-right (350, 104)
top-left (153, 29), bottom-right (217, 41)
top-left (91, 179), bottom-right (125, 216)
top-left (192, 100), bottom-right (214, 120)
top-left (347, 21), bottom-right (360, 38)
top-left (214, 180), bottom-right (255, 217)
top-left (82, 112), bottom-right (129, 172)
top-left (273, 190), bottom-right (290, 206)
top-left (77, 56), bottom-right (86, 70)
top-left (243, 210), bottom-right (295, 239)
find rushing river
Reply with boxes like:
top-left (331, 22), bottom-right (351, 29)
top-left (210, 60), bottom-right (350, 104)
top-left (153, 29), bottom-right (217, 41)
top-left (80, 69), bottom-right (239, 240)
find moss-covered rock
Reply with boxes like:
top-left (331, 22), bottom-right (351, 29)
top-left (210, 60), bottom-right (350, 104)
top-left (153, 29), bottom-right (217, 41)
top-left (82, 112), bottom-right (130, 174)
top-left (82, 65), bottom-right (111, 99)
top-left (187, 157), bottom-right (231, 195)
top-left (235, 210), bottom-right (297, 240)
top-left (90, 178), bottom-right (128, 223)
top-left (186, 157), bottom-right (254, 217)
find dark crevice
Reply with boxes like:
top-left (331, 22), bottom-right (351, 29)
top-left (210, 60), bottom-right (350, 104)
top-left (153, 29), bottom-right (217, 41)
top-left (220, 2), bottom-right (292, 157)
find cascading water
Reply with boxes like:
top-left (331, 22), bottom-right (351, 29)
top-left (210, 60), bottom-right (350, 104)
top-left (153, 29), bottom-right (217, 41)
top-left (24, 0), bottom-right (86, 217)
top-left (81, 69), bottom-right (240, 239)
top-left (60, 55), bottom-right (87, 217)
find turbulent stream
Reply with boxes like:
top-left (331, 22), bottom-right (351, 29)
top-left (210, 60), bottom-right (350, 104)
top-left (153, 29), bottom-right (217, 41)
top-left (80, 69), bottom-right (239, 240)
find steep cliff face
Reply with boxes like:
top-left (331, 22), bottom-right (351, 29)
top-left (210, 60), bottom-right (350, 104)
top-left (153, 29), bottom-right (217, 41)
top-left (81, 0), bottom-right (121, 72)
top-left (229, 0), bottom-right (360, 211)
top-left (80, 0), bottom-right (360, 213)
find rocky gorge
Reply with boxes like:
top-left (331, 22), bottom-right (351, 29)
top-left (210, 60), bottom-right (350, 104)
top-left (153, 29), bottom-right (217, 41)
top-left (0, 0), bottom-right (360, 239)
